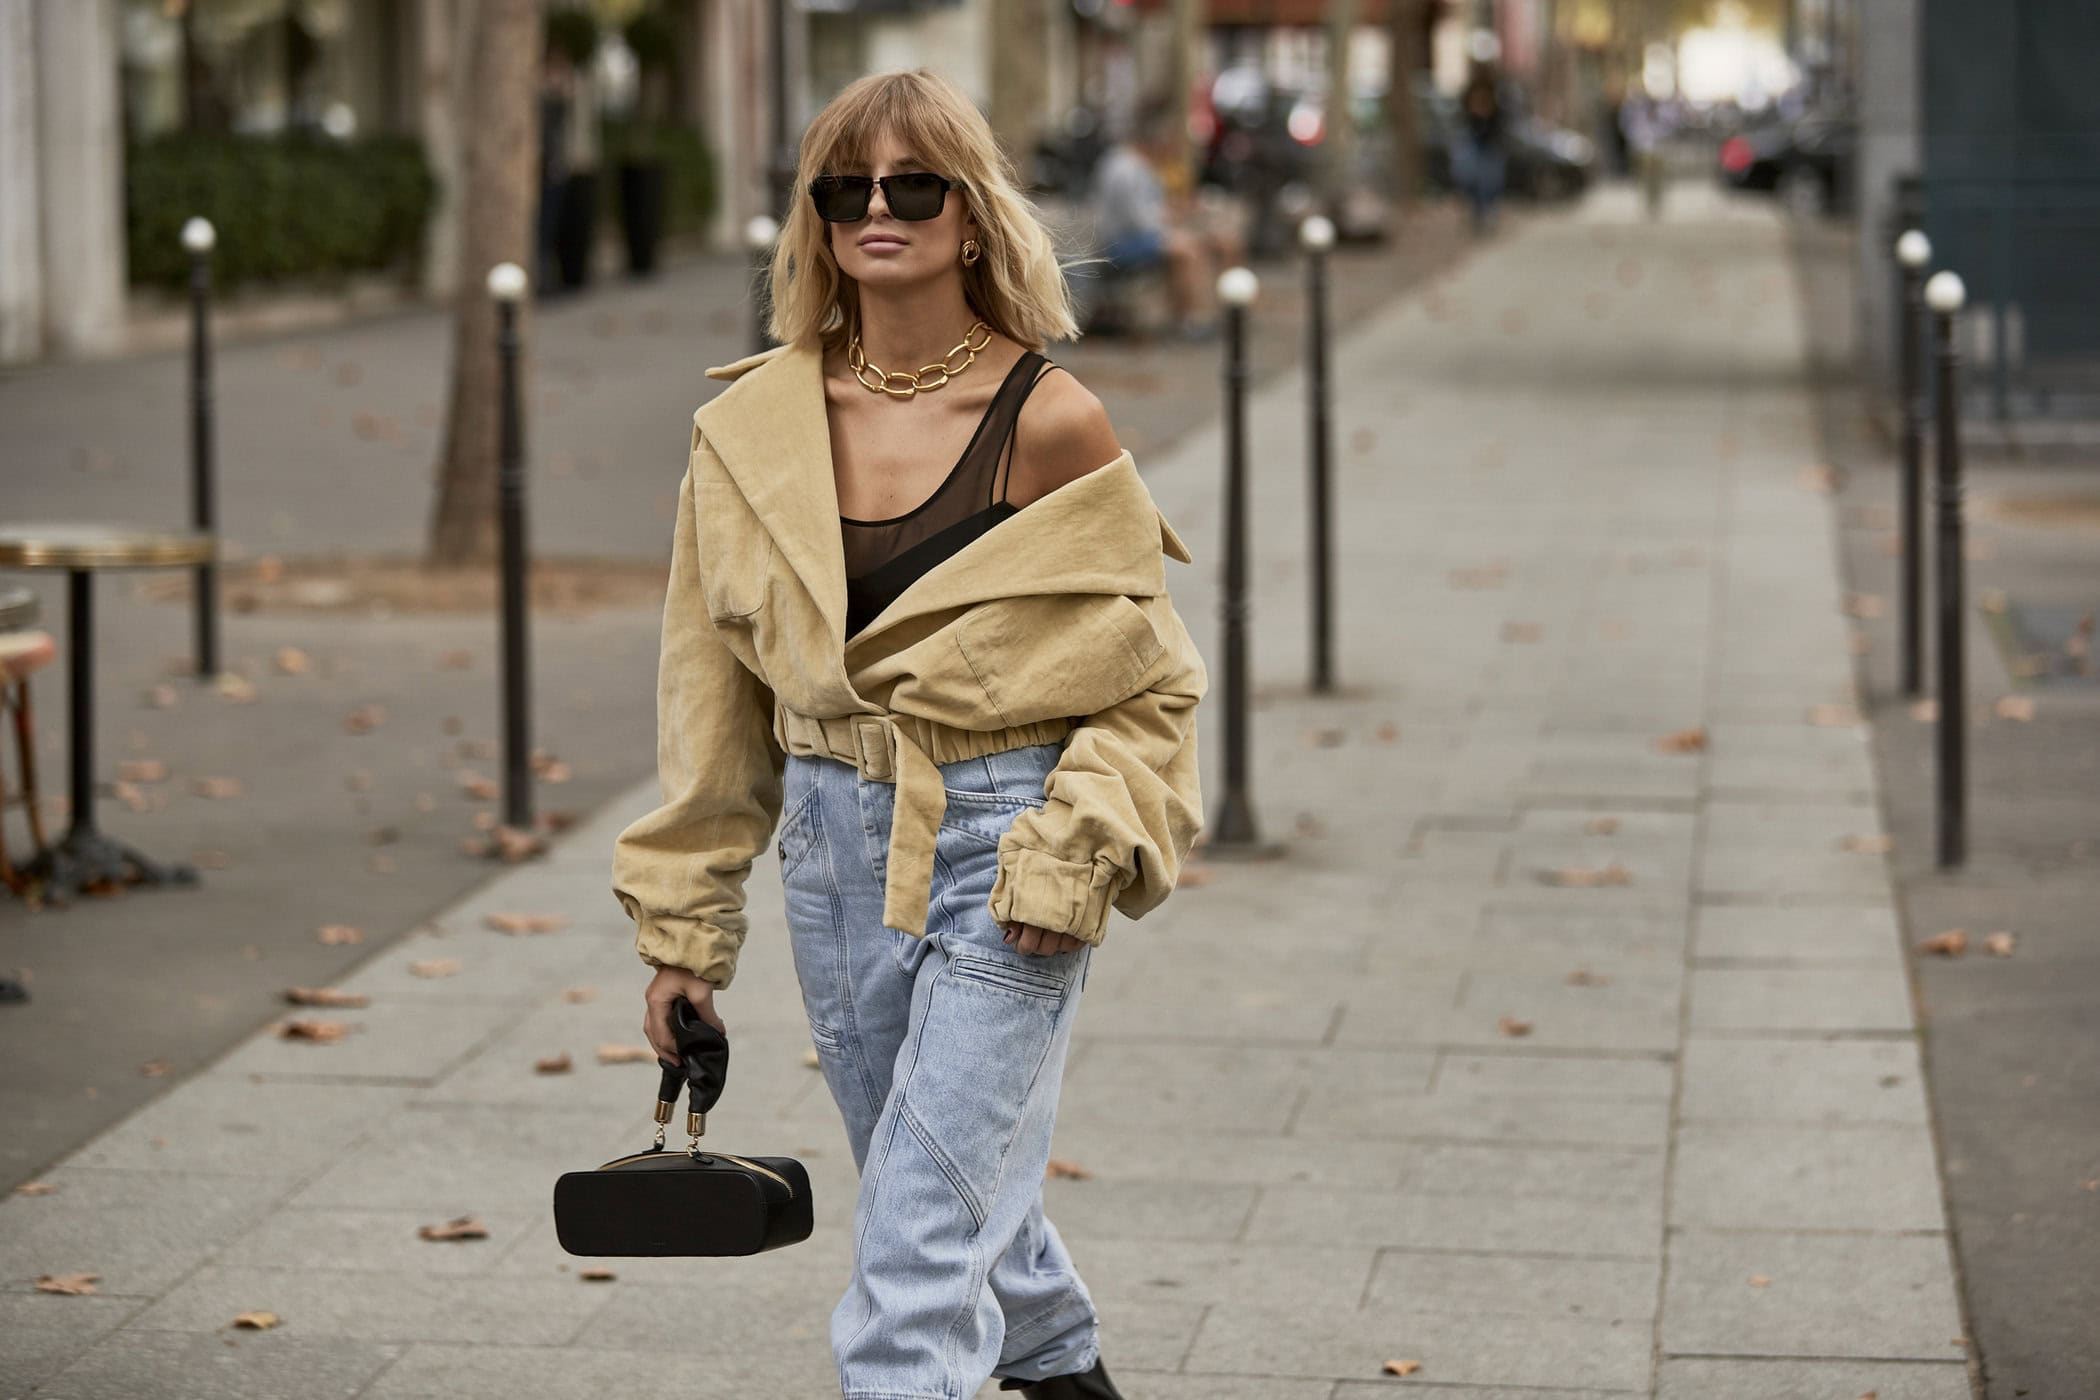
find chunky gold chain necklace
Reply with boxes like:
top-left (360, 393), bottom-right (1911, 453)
top-left (848, 320), bottom-right (992, 398)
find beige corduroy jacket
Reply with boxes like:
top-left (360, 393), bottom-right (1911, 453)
top-left (610, 338), bottom-right (1208, 990)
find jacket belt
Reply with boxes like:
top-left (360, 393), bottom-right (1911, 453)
top-left (771, 704), bottom-right (1074, 937)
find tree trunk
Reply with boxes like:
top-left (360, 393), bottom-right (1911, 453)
top-left (428, 0), bottom-right (539, 567)
top-left (1386, 0), bottom-right (1426, 215)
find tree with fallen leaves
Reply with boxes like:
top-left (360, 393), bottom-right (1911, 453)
top-left (428, 0), bottom-right (541, 565)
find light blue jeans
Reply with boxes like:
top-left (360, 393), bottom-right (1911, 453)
top-left (778, 739), bottom-right (1099, 1399)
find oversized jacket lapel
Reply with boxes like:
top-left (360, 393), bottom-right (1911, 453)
top-left (695, 340), bottom-right (850, 655)
top-left (694, 339), bottom-right (1198, 652)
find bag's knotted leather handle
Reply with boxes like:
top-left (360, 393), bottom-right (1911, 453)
top-left (655, 995), bottom-right (730, 1121)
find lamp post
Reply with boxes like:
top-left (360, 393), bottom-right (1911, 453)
top-left (1300, 216), bottom-right (1337, 694)
top-left (1925, 269), bottom-right (1967, 868)
top-left (183, 216), bottom-right (219, 679)
top-left (1894, 229), bottom-right (1931, 697)
top-left (745, 215), bottom-right (779, 357)
top-left (487, 261), bottom-right (535, 838)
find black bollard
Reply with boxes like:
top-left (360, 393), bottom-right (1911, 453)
top-left (746, 215), bottom-right (778, 358)
top-left (184, 218), bottom-right (220, 679)
top-left (1895, 230), bottom-right (1931, 697)
top-left (1927, 270), bottom-right (1968, 868)
top-left (1301, 216), bottom-right (1337, 695)
top-left (489, 263), bottom-right (535, 837)
top-left (1204, 268), bottom-right (1276, 858)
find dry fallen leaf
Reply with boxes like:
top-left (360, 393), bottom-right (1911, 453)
top-left (1294, 813), bottom-right (1328, 839)
top-left (145, 683), bottom-right (180, 710)
top-left (316, 925), bottom-right (364, 945)
top-left (1303, 726), bottom-right (1347, 749)
top-left (1994, 694), bottom-right (2036, 722)
top-left (117, 759), bottom-right (169, 783)
top-left (1175, 863), bottom-right (1213, 888)
top-left (458, 770), bottom-right (500, 801)
top-left (138, 1059), bottom-right (172, 1077)
top-left (1908, 699), bottom-right (1939, 723)
top-left (1586, 815), bottom-right (1620, 836)
top-left (484, 912), bottom-right (568, 935)
top-left (1501, 622), bottom-right (1543, 644)
top-left (191, 776), bottom-right (245, 800)
top-left (14, 1181), bottom-right (57, 1196)
top-left (283, 987), bottom-right (370, 1008)
top-left (1840, 833), bottom-right (1894, 854)
top-left (417, 1217), bottom-right (489, 1242)
top-left (192, 848), bottom-right (233, 869)
top-left (1918, 929), bottom-right (1969, 957)
top-left (1842, 593), bottom-right (1885, 619)
top-left (1565, 969), bottom-right (1610, 987)
top-left (214, 673), bottom-right (258, 704)
top-left (1982, 931), bottom-right (2017, 958)
top-left (1653, 726), bottom-right (1707, 754)
top-left (491, 826), bottom-right (548, 863)
top-left (1373, 720), bottom-right (1400, 744)
top-left (1978, 588), bottom-right (2008, 616)
top-left (409, 958), bottom-right (463, 978)
top-left (35, 1273), bottom-right (99, 1295)
top-left (597, 1044), bottom-right (656, 1065)
top-left (560, 986), bottom-right (597, 1004)
top-left (1497, 1015), bottom-right (1533, 1038)
top-left (231, 1310), bottom-right (280, 1329)
top-left (1749, 1274), bottom-right (1772, 1288)
top-left (1540, 862), bottom-right (1633, 888)
top-left (1806, 703), bottom-right (1860, 727)
top-left (273, 647), bottom-right (311, 676)
top-left (1381, 1359), bottom-right (1422, 1377)
top-left (579, 1266), bottom-right (617, 1282)
top-left (1045, 1158), bottom-right (1093, 1180)
top-left (343, 703), bottom-right (388, 735)
top-left (276, 1019), bottom-right (353, 1042)
top-left (1798, 464), bottom-right (1838, 494)
top-left (535, 1052), bottom-right (574, 1075)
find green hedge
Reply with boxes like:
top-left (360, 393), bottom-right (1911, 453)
top-left (601, 119), bottom-right (718, 236)
top-left (126, 132), bottom-right (438, 292)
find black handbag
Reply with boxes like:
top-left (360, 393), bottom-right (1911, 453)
top-left (552, 996), bottom-right (813, 1256)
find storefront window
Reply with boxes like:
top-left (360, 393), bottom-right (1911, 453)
top-left (120, 0), bottom-right (382, 141)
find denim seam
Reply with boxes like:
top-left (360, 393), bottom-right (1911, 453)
top-left (898, 1095), bottom-right (987, 1233)
top-left (838, 1102), bottom-right (910, 1367)
top-left (979, 989), bottom-right (1067, 1273)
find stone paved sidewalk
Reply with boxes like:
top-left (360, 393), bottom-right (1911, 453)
top-left (0, 185), bottom-right (1972, 1399)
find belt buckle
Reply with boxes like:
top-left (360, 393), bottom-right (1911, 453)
top-left (852, 717), bottom-right (893, 781)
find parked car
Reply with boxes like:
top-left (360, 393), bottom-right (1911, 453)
top-left (1718, 111), bottom-right (1856, 216)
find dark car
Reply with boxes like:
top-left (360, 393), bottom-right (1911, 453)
top-left (1718, 111), bottom-right (1856, 216)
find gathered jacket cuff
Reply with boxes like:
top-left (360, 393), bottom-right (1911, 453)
top-left (631, 910), bottom-right (737, 990)
top-left (987, 845), bottom-right (1126, 946)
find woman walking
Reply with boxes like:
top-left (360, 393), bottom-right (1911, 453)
top-left (611, 69), bottom-right (1208, 1400)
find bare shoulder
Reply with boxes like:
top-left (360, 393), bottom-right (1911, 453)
top-left (1008, 364), bottom-right (1123, 509)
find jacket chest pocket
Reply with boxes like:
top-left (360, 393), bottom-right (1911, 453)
top-left (693, 482), bottom-right (774, 620)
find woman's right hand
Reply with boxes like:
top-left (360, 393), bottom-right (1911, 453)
top-left (643, 964), bottom-right (727, 1066)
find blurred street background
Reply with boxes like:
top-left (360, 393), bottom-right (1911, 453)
top-left (3, 2), bottom-right (2098, 1398)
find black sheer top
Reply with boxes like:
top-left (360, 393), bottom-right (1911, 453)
top-left (841, 351), bottom-right (1061, 640)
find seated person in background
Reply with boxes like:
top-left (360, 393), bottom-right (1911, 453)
top-left (1090, 105), bottom-right (1217, 338)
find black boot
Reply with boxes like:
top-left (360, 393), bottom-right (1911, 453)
top-left (996, 1357), bottom-right (1126, 1399)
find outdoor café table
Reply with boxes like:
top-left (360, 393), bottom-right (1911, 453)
top-left (0, 524), bottom-right (215, 902)
top-left (0, 583), bottom-right (34, 631)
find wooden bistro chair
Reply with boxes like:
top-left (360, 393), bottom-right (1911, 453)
top-left (0, 584), bottom-right (56, 899)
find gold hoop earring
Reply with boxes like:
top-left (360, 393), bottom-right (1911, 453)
top-left (960, 239), bottom-right (981, 267)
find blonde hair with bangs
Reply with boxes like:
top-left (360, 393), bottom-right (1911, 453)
top-left (766, 69), bottom-right (1081, 352)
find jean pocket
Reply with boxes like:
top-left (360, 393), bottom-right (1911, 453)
top-left (775, 781), bottom-right (822, 880)
top-left (948, 952), bottom-right (1071, 1002)
top-left (937, 789), bottom-right (1045, 852)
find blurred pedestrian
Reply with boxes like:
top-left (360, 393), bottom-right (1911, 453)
top-left (1621, 93), bottom-right (1670, 220)
top-left (1456, 67), bottom-right (1509, 235)
top-left (1091, 103), bottom-right (1222, 338)
top-left (615, 68), bottom-right (1207, 1400)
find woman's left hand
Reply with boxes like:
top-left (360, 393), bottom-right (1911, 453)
top-left (1002, 921), bottom-right (1086, 956)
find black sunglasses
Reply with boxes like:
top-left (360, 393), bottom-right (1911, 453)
top-left (808, 172), bottom-right (958, 223)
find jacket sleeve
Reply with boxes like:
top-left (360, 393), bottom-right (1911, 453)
top-left (609, 458), bottom-right (785, 990)
top-left (986, 592), bottom-right (1207, 945)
